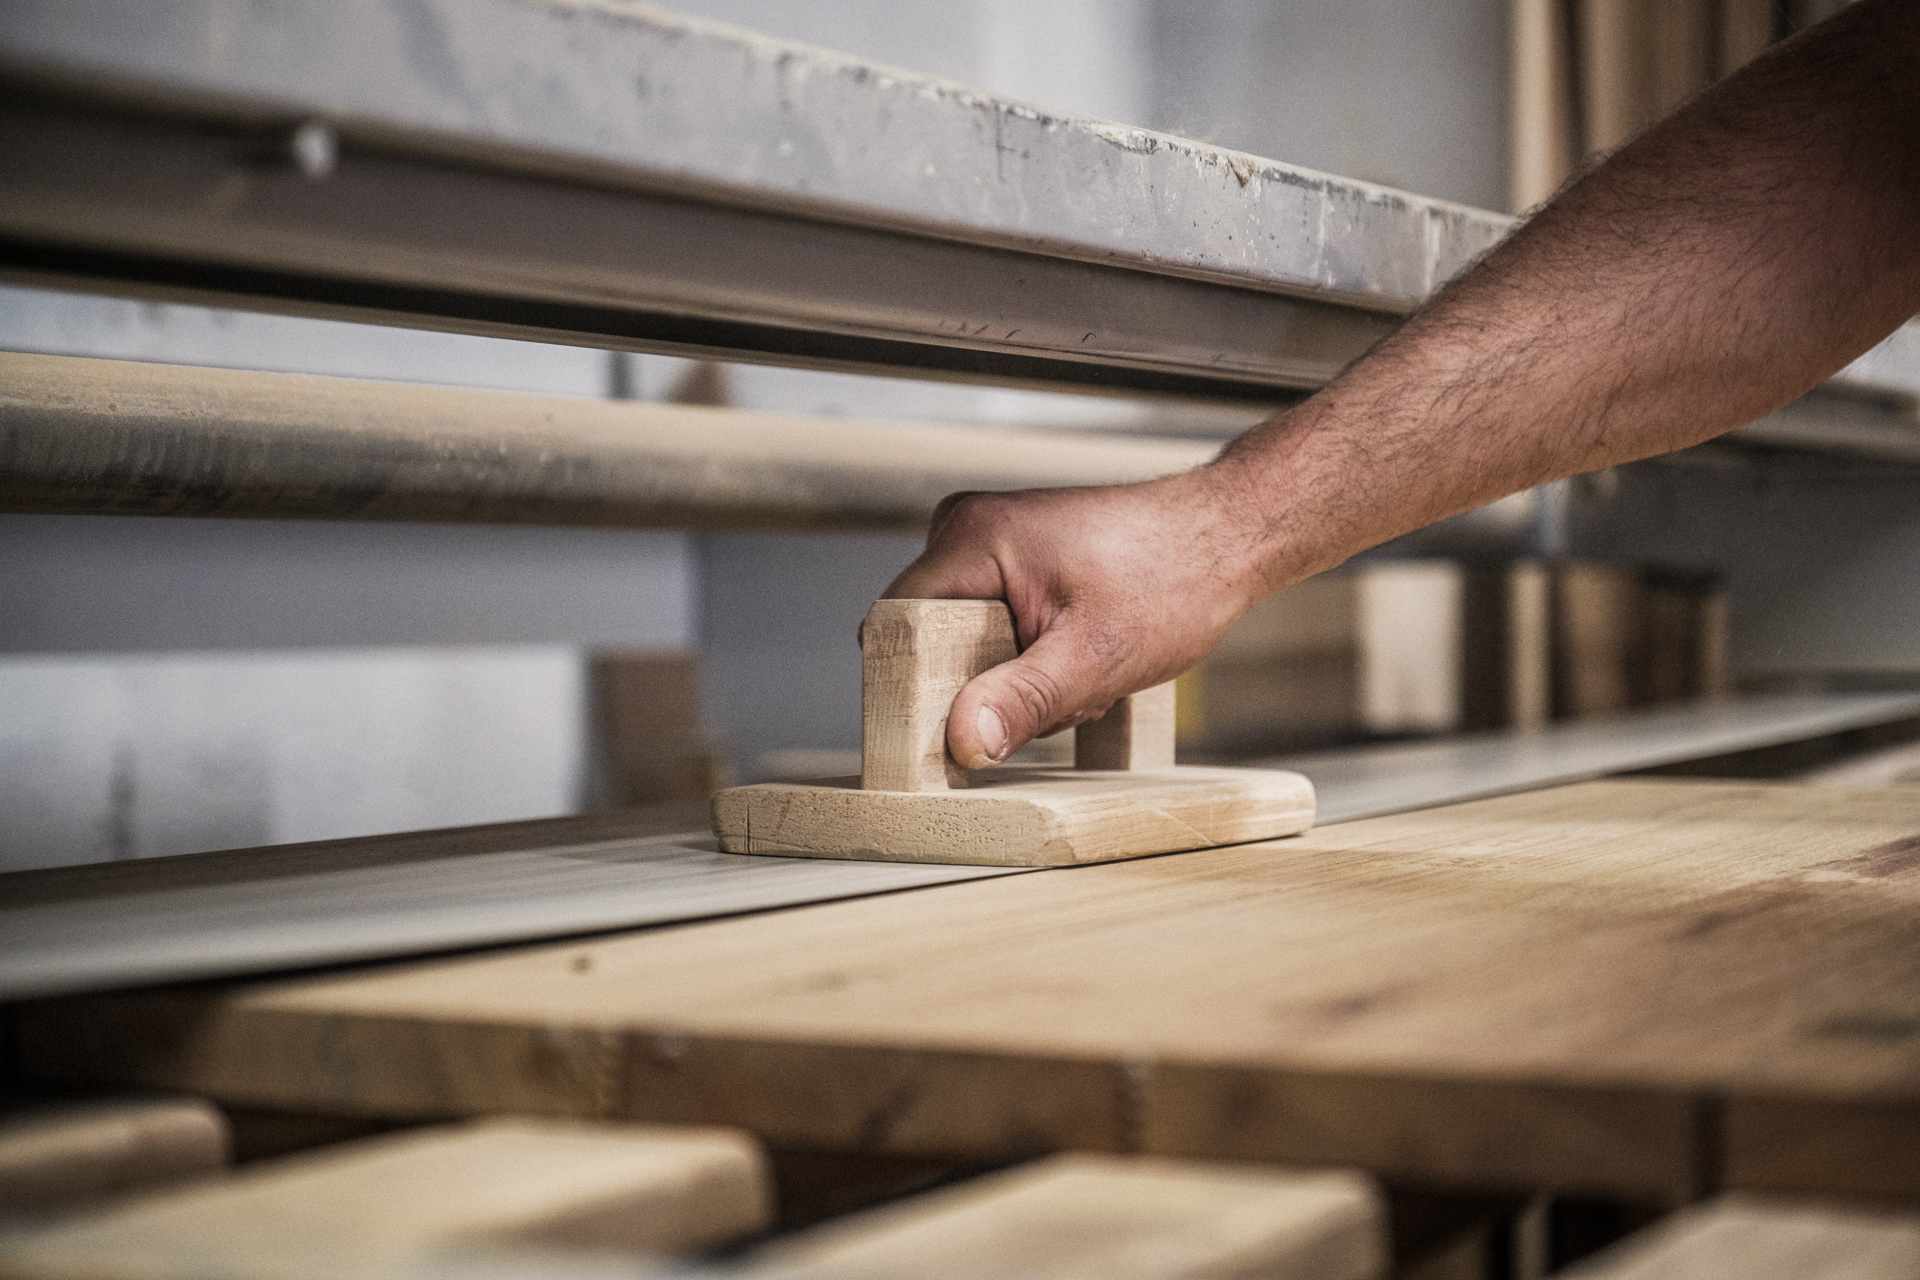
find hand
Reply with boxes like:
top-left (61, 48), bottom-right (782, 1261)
top-left (882, 464), bottom-right (1277, 769)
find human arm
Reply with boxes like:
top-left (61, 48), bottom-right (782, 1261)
top-left (885, 0), bottom-right (1920, 768)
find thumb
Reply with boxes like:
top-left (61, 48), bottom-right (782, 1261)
top-left (946, 626), bottom-right (1116, 769)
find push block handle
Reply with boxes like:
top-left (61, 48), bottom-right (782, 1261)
top-left (1074, 680), bottom-right (1178, 771)
top-left (861, 599), bottom-right (1016, 792)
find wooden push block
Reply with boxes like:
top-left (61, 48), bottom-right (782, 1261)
top-left (712, 599), bottom-right (1314, 866)
top-left (0, 1117), bottom-right (771, 1280)
top-left (754, 1153), bottom-right (1385, 1279)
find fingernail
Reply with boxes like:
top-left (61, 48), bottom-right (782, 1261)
top-left (977, 705), bottom-right (1009, 763)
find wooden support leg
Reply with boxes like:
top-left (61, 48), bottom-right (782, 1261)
top-left (1074, 680), bottom-right (1178, 771)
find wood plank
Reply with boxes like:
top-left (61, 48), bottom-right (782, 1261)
top-left (0, 352), bottom-right (1216, 531)
top-left (0, 1118), bottom-right (770, 1280)
top-left (0, 1097), bottom-right (228, 1215)
top-left (20, 781), bottom-right (1920, 1200)
top-left (754, 1154), bottom-right (1384, 1279)
top-left (1564, 1195), bottom-right (1920, 1278)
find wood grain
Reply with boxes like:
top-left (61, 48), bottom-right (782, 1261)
top-left (860, 600), bottom-right (1016, 792)
top-left (755, 1154), bottom-right (1384, 1279)
top-left (0, 1118), bottom-right (769, 1280)
top-left (1075, 681), bottom-right (1179, 771)
top-left (23, 781), bottom-right (1920, 1201)
top-left (0, 1097), bottom-right (228, 1215)
top-left (1564, 1195), bottom-right (1920, 1278)
top-left (713, 765), bottom-right (1316, 866)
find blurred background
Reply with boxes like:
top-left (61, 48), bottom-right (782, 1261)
top-left (6, 0), bottom-right (1913, 872)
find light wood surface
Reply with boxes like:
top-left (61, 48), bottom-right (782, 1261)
top-left (0, 1118), bottom-right (769, 1280)
top-left (860, 600), bottom-right (1016, 793)
top-left (0, 1097), bottom-right (229, 1215)
top-left (1075, 681), bottom-right (1179, 771)
top-left (23, 781), bottom-right (1920, 1200)
top-left (756, 1154), bottom-right (1384, 1280)
top-left (1564, 1195), bottom-right (1920, 1279)
top-left (713, 765), bottom-right (1315, 866)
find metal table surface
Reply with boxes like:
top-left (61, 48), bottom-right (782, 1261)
top-left (4, 691), bottom-right (1916, 1003)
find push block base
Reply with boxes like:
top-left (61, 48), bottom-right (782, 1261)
top-left (711, 766), bottom-right (1315, 867)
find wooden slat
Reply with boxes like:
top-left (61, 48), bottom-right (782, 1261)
top-left (755, 1154), bottom-right (1384, 1279)
top-left (0, 352), bottom-right (1213, 530)
top-left (1564, 1195), bottom-right (1920, 1278)
top-left (19, 781), bottom-right (1920, 1200)
top-left (0, 1097), bottom-right (228, 1214)
top-left (0, 1118), bottom-right (770, 1280)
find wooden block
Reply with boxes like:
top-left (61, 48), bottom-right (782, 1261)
top-left (756, 1153), bottom-right (1384, 1279)
top-left (25, 782), bottom-right (1920, 1200)
top-left (1075, 681), bottom-right (1178, 771)
top-left (719, 599), bottom-right (1313, 865)
top-left (713, 766), bottom-right (1314, 866)
top-left (0, 1097), bottom-right (229, 1214)
top-left (1564, 1195), bottom-right (1920, 1278)
top-left (0, 1118), bottom-right (771, 1280)
top-left (860, 599), bottom-right (1016, 792)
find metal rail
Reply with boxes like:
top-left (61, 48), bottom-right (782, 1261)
top-left (5, 691), bottom-right (1916, 1001)
top-left (0, 0), bottom-right (1510, 399)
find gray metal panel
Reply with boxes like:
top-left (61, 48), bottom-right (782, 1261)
top-left (0, 829), bottom-right (1020, 1002)
top-left (0, 95), bottom-right (1385, 398)
top-left (0, 0), bottom-right (1510, 307)
top-left (1272, 692), bottom-right (1920, 824)
top-left (5, 692), bottom-right (1916, 1001)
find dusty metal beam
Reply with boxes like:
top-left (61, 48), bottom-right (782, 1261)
top-left (0, 352), bottom-right (1217, 529)
top-left (0, 0), bottom-right (1512, 398)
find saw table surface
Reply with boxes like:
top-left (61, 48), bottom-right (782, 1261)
top-left (22, 779), bottom-right (1920, 1204)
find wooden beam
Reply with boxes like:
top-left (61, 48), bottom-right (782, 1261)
top-left (0, 352), bottom-right (1214, 531)
top-left (1569, 1195), bottom-right (1920, 1278)
top-left (0, 1119), bottom-right (770, 1280)
top-left (0, 1097), bottom-right (228, 1215)
top-left (756, 1154), bottom-right (1385, 1279)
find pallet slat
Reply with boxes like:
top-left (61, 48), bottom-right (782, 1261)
top-left (0, 1118), bottom-right (770, 1280)
top-left (755, 1154), bottom-right (1384, 1280)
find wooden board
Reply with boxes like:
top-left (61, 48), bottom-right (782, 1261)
top-left (1566, 1195), bottom-right (1920, 1278)
top-left (20, 781), bottom-right (1920, 1202)
top-left (0, 1097), bottom-right (228, 1215)
top-left (713, 766), bottom-right (1317, 866)
top-left (0, 1118), bottom-right (769, 1280)
top-left (755, 1154), bottom-right (1383, 1279)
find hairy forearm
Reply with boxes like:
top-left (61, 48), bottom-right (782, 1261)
top-left (1217, 0), bottom-right (1920, 598)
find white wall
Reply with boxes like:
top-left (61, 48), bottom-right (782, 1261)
top-left (0, 649), bottom-right (583, 871)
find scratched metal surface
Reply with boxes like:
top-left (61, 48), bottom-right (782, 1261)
top-left (1270, 691), bottom-right (1920, 824)
top-left (0, 0), bottom-right (1509, 308)
top-left (0, 825), bottom-right (1023, 1001)
top-left (5, 692), bottom-right (1917, 1002)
